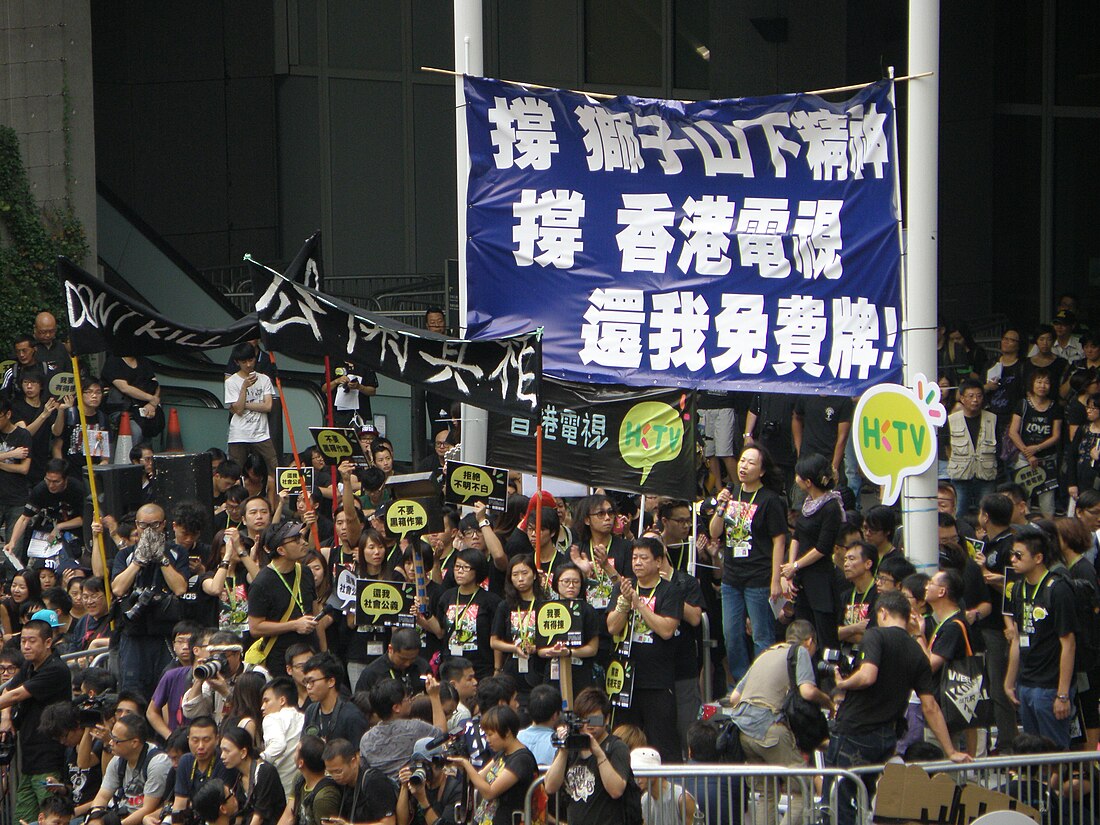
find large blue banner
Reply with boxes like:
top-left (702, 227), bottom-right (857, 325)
top-left (463, 76), bottom-right (903, 395)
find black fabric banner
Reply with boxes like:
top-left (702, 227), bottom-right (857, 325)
top-left (488, 380), bottom-right (696, 498)
top-left (60, 257), bottom-right (260, 356)
top-left (249, 259), bottom-right (542, 417)
top-left (285, 231), bottom-right (324, 291)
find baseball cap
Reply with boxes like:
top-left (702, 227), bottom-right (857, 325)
top-left (262, 520), bottom-right (304, 554)
top-left (1053, 310), bottom-right (1076, 324)
top-left (30, 609), bottom-right (62, 628)
top-left (630, 747), bottom-right (662, 770)
top-left (359, 421), bottom-right (378, 436)
top-left (411, 736), bottom-right (447, 763)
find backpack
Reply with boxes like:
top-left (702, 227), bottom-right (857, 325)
top-left (779, 644), bottom-right (831, 753)
top-left (1055, 566), bottom-right (1100, 673)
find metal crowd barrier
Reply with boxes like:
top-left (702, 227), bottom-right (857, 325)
top-left (525, 763), bottom-right (870, 825)
top-left (849, 751), bottom-right (1100, 825)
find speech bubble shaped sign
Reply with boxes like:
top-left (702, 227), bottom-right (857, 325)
top-left (605, 660), bottom-right (626, 695)
top-left (49, 372), bottom-right (76, 398)
top-left (335, 569), bottom-right (358, 604)
top-left (537, 601), bottom-right (569, 646)
top-left (278, 468), bottom-right (301, 490)
top-left (387, 499), bottom-right (428, 536)
top-left (316, 429), bottom-right (354, 460)
top-left (450, 465), bottom-right (494, 502)
top-left (853, 373), bottom-right (946, 506)
top-left (618, 401), bottom-right (685, 485)
top-left (359, 581), bottom-right (405, 625)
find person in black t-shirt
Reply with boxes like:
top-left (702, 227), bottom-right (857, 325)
top-left (11, 370), bottom-right (57, 485)
top-left (248, 521), bottom-right (319, 676)
top-left (0, 618), bottom-right (74, 822)
top-left (1004, 529), bottom-right (1077, 750)
top-left (792, 395), bottom-right (853, 481)
top-left (606, 537), bottom-right (683, 763)
top-left (449, 704), bottom-right (537, 825)
top-left (354, 627), bottom-right (430, 696)
top-left (0, 398), bottom-right (32, 541)
top-left (4, 457), bottom-right (85, 563)
top-left (544, 687), bottom-right (637, 825)
top-left (322, 738), bottom-right (398, 825)
top-left (825, 591), bottom-right (969, 825)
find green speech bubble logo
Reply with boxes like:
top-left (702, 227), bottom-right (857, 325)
top-left (537, 602), bottom-right (569, 645)
top-left (278, 468), bottom-right (301, 490)
top-left (360, 581), bottom-right (404, 625)
top-left (605, 660), bottom-right (626, 695)
top-left (49, 372), bottom-right (76, 398)
top-left (387, 499), bottom-right (428, 536)
top-left (451, 466), bottom-right (493, 502)
top-left (317, 429), bottom-right (353, 459)
top-left (618, 401), bottom-right (684, 485)
top-left (853, 374), bottom-right (946, 506)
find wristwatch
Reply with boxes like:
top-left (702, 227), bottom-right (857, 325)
top-left (218, 561), bottom-right (231, 570)
top-left (479, 519), bottom-right (491, 528)
top-left (1056, 694), bottom-right (1071, 701)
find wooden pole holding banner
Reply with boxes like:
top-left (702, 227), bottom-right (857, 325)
top-left (70, 357), bottom-right (112, 615)
top-left (269, 354), bottom-right (322, 553)
top-left (534, 424), bottom-right (542, 570)
top-left (324, 356), bottom-right (338, 518)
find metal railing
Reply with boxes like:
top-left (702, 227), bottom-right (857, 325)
top-left (849, 751), bottom-right (1100, 825)
top-left (526, 763), bottom-right (870, 825)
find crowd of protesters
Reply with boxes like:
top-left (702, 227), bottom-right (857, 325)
top-left (0, 303), bottom-right (1099, 825)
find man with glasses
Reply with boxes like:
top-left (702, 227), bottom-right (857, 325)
top-left (53, 378), bottom-right (111, 475)
top-left (417, 428), bottom-right (454, 487)
top-left (111, 503), bottom-right (188, 695)
top-left (0, 618), bottom-right (72, 822)
top-left (285, 642), bottom-right (320, 710)
top-left (301, 653), bottom-right (368, 745)
top-left (191, 778), bottom-right (238, 825)
top-left (87, 713), bottom-right (172, 825)
top-left (72, 576), bottom-right (111, 654)
top-left (1004, 530), bottom-right (1077, 749)
top-left (544, 687), bottom-right (636, 825)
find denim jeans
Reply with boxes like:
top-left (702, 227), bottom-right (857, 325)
top-left (825, 724), bottom-right (897, 825)
top-left (1018, 683), bottom-right (1074, 749)
top-left (953, 478), bottom-right (994, 521)
top-left (722, 582), bottom-right (776, 683)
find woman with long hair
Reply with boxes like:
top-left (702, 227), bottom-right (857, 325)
top-left (1008, 367), bottom-right (1063, 517)
top-left (340, 527), bottom-right (401, 685)
top-left (779, 453), bottom-right (844, 650)
top-left (1067, 392), bottom-right (1100, 501)
top-left (220, 726), bottom-right (286, 825)
top-left (223, 670), bottom-right (267, 748)
top-left (491, 554), bottom-right (547, 702)
top-left (710, 444), bottom-right (789, 682)
top-left (1, 570), bottom-right (41, 641)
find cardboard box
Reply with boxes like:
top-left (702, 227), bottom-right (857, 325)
top-left (872, 763), bottom-right (1040, 825)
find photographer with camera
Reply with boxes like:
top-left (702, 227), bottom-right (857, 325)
top-left (39, 699), bottom-right (103, 815)
top-left (87, 712), bottom-right (173, 825)
top-left (543, 687), bottom-right (636, 825)
top-left (359, 676), bottom-right (447, 781)
top-left (728, 620), bottom-right (832, 825)
top-left (395, 736), bottom-right (464, 825)
top-left (0, 617), bottom-right (73, 822)
top-left (825, 590), bottom-right (970, 825)
top-left (182, 630), bottom-right (268, 723)
top-left (111, 503), bottom-right (189, 696)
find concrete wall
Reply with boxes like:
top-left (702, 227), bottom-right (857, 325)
top-left (0, 0), bottom-right (98, 265)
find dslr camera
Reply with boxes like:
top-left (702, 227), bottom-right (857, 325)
top-left (407, 758), bottom-right (432, 786)
top-left (551, 711), bottom-right (589, 751)
top-left (123, 587), bottom-right (159, 621)
top-left (818, 648), bottom-right (856, 678)
top-left (76, 692), bottom-right (119, 726)
top-left (194, 645), bottom-right (240, 680)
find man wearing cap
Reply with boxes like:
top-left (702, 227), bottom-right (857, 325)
top-left (249, 520), bottom-right (318, 675)
top-left (396, 735), bottom-right (465, 825)
top-left (1030, 310), bottom-right (1084, 364)
top-left (630, 747), bottom-right (696, 825)
top-left (325, 361), bottom-right (378, 429)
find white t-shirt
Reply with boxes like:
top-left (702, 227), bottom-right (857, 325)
top-left (225, 371), bottom-right (275, 443)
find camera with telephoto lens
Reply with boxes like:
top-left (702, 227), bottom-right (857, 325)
top-left (817, 648), bottom-right (856, 678)
top-left (123, 587), bottom-right (158, 621)
top-left (194, 653), bottom-right (229, 681)
top-left (551, 711), bottom-right (589, 751)
top-left (76, 692), bottom-right (119, 726)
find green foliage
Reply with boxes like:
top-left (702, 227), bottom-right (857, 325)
top-left (0, 125), bottom-right (88, 355)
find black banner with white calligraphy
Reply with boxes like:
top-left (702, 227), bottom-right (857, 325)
top-left (249, 259), bottom-right (542, 417)
top-left (285, 231), bottom-right (325, 291)
top-left (488, 380), bottom-right (696, 498)
top-left (60, 257), bottom-right (260, 356)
